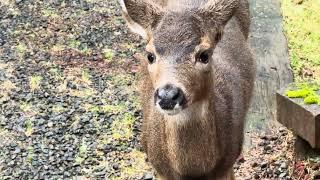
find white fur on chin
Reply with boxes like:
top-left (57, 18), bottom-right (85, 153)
top-left (155, 102), bottom-right (183, 116)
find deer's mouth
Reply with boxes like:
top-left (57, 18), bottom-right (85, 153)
top-left (155, 101), bottom-right (187, 115)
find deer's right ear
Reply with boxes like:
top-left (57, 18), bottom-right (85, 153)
top-left (120, 0), bottom-right (164, 39)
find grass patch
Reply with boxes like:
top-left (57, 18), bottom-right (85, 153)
top-left (120, 150), bottom-right (150, 178)
top-left (81, 104), bottom-right (100, 114)
top-left (110, 74), bottom-right (133, 86)
top-left (69, 39), bottom-right (81, 49)
top-left (80, 46), bottom-right (92, 56)
top-left (25, 119), bottom-right (33, 137)
top-left (102, 103), bottom-right (127, 114)
top-left (110, 113), bottom-right (135, 140)
top-left (102, 47), bottom-right (114, 61)
top-left (26, 146), bottom-right (34, 164)
top-left (29, 75), bottom-right (42, 91)
top-left (52, 105), bottom-right (66, 113)
top-left (109, 150), bottom-right (151, 180)
top-left (7, 7), bottom-right (21, 17)
top-left (19, 102), bottom-right (38, 117)
top-left (42, 8), bottom-right (59, 19)
top-left (79, 140), bottom-right (88, 156)
top-left (20, 102), bottom-right (32, 113)
top-left (15, 43), bottom-right (27, 58)
top-left (74, 140), bottom-right (88, 165)
top-left (49, 68), bottom-right (64, 81)
top-left (128, 93), bottom-right (141, 109)
top-left (281, 0), bottom-right (320, 79)
top-left (70, 88), bottom-right (96, 98)
top-left (81, 69), bottom-right (91, 85)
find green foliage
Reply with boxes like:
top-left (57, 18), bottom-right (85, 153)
top-left (281, 0), bottom-right (320, 79)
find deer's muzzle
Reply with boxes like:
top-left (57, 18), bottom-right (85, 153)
top-left (154, 84), bottom-right (186, 115)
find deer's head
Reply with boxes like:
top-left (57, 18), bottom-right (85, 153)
top-left (121, 0), bottom-right (238, 115)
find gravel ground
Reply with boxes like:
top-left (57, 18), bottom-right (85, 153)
top-left (0, 0), bottom-right (319, 180)
top-left (0, 0), bottom-right (149, 179)
top-left (235, 127), bottom-right (295, 180)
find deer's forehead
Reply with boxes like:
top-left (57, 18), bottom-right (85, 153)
top-left (152, 15), bottom-right (202, 56)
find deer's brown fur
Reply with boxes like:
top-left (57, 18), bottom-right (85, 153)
top-left (121, 0), bottom-right (256, 179)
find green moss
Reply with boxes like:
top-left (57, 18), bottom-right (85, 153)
top-left (304, 95), bottom-right (319, 104)
top-left (286, 89), bottom-right (311, 98)
top-left (286, 82), bottom-right (320, 105)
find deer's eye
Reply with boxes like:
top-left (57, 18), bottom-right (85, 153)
top-left (147, 52), bottom-right (156, 64)
top-left (198, 51), bottom-right (210, 64)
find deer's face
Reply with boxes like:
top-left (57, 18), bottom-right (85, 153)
top-left (120, 0), bottom-right (238, 115)
top-left (145, 13), bottom-right (218, 115)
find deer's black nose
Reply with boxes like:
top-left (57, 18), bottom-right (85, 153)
top-left (155, 84), bottom-right (185, 110)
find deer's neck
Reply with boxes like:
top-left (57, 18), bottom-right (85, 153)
top-left (163, 98), bottom-right (220, 175)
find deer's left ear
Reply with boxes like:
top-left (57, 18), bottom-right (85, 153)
top-left (197, 0), bottom-right (239, 42)
top-left (120, 0), bottom-right (164, 39)
top-left (199, 0), bottom-right (239, 26)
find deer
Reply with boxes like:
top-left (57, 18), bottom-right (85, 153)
top-left (120, 0), bottom-right (255, 179)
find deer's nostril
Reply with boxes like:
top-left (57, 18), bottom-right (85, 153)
top-left (172, 92), bottom-right (180, 101)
